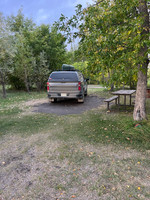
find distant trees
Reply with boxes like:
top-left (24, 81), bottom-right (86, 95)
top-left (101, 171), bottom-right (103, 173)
top-left (0, 9), bottom-right (68, 96)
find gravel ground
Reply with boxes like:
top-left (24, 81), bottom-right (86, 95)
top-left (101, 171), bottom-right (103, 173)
top-left (33, 95), bottom-right (105, 115)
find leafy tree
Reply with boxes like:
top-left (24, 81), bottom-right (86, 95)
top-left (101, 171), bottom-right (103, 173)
top-left (32, 51), bottom-right (49, 91)
top-left (56, 0), bottom-right (149, 120)
top-left (0, 13), bottom-right (15, 98)
top-left (48, 27), bottom-right (68, 70)
top-left (29, 24), bottom-right (67, 72)
top-left (7, 9), bottom-right (36, 91)
top-left (73, 61), bottom-right (90, 78)
top-left (14, 32), bottom-right (34, 92)
top-left (8, 8), bottom-right (35, 33)
top-left (8, 10), bottom-right (67, 91)
top-left (148, 67), bottom-right (150, 86)
top-left (133, 0), bottom-right (149, 120)
top-left (28, 24), bottom-right (67, 89)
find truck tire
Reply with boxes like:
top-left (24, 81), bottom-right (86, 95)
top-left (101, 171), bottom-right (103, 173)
top-left (78, 95), bottom-right (84, 103)
top-left (84, 89), bottom-right (87, 96)
top-left (50, 98), bottom-right (57, 103)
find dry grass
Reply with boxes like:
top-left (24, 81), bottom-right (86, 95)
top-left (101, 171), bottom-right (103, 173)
top-left (1, 131), bottom-right (150, 200)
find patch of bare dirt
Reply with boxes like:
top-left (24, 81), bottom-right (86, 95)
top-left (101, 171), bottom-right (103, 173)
top-left (24, 99), bottom-right (48, 107)
top-left (0, 133), bottom-right (150, 200)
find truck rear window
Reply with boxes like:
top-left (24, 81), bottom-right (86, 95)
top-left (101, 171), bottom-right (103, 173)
top-left (49, 73), bottom-right (78, 82)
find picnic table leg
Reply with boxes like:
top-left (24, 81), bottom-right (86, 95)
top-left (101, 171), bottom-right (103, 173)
top-left (107, 102), bottom-right (110, 111)
top-left (117, 95), bottom-right (120, 110)
top-left (130, 94), bottom-right (132, 106)
top-left (124, 95), bottom-right (126, 110)
top-left (118, 95), bottom-right (120, 105)
top-left (115, 98), bottom-right (118, 105)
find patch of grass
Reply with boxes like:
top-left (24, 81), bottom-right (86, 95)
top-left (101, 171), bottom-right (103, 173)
top-left (0, 88), bottom-right (150, 200)
top-left (0, 107), bottom-right (22, 117)
top-left (88, 87), bottom-right (111, 98)
top-left (0, 88), bottom-right (150, 150)
top-left (0, 90), bottom-right (46, 108)
top-left (58, 111), bottom-right (150, 150)
top-left (56, 144), bottom-right (89, 166)
top-left (0, 113), bottom-right (57, 137)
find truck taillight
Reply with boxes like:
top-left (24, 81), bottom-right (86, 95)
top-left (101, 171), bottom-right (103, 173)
top-left (47, 82), bottom-right (49, 91)
top-left (78, 82), bottom-right (81, 91)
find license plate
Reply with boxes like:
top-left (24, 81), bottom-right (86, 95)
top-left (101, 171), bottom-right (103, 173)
top-left (61, 93), bottom-right (67, 97)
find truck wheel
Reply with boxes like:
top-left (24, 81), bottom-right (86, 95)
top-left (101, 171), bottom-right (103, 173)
top-left (54, 98), bottom-right (57, 102)
top-left (50, 98), bottom-right (57, 103)
top-left (78, 96), bottom-right (84, 103)
top-left (84, 89), bottom-right (87, 96)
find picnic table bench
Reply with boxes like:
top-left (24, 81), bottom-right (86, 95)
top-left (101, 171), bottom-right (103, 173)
top-left (104, 96), bottom-right (118, 111)
top-left (104, 90), bottom-right (136, 111)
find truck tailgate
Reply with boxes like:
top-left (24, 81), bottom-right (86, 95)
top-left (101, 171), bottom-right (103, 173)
top-left (49, 82), bottom-right (79, 92)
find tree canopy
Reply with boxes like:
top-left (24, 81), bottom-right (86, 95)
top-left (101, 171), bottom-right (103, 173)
top-left (55, 0), bottom-right (149, 120)
top-left (0, 9), bottom-right (68, 95)
top-left (56, 0), bottom-right (149, 88)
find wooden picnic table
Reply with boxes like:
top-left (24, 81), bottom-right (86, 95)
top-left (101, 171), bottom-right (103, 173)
top-left (112, 90), bottom-right (136, 107)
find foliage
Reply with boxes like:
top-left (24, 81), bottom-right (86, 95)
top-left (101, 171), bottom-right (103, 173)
top-left (8, 8), bottom-right (35, 32)
top-left (148, 66), bottom-right (150, 86)
top-left (0, 13), bottom-right (16, 97)
top-left (73, 61), bottom-right (89, 77)
top-left (28, 25), bottom-right (67, 72)
top-left (3, 9), bottom-right (68, 93)
top-left (13, 32), bottom-right (35, 92)
top-left (55, 0), bottom-right (149, 88)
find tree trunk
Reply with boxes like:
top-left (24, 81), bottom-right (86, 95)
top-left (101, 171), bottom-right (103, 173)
top-left (0, 70), bottom-right (6, 98)
top-left (133, 0), bottom-right (149, 121)
top-left (133, 66), bottom-right (147, 120)
top-left (110, 84), bottom-right (114, 91)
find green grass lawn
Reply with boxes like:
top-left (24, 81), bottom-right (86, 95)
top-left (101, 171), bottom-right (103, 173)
top-left (0, 88), bottom-right (150, 150)
top-left (0, 87), bottom-right (150, 200)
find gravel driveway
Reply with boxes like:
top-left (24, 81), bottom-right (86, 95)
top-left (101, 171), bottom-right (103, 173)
top-left (33, 95), bottom-right (105, 115)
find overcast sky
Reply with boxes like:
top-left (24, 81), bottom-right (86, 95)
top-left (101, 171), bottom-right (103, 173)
top-left (0, 0), bottom-right (94, 25)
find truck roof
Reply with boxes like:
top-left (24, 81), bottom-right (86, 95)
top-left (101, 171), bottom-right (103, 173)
top-left (51, 71), bottom-right (78, 73)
